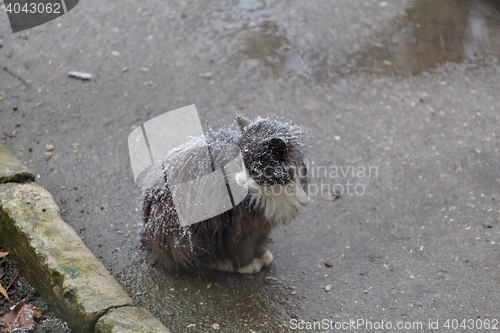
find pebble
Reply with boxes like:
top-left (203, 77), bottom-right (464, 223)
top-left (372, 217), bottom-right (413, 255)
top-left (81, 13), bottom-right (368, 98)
top-left (212, 323), bottom-right (220, 329)
top-left (265, 276), bottom-right (278, 281)
top-left (325, 285), bottom-right (333, 292)
top-left (45, 144), bottom-right (54, 152)
top-left (199, 72), bottom-right (213, 79)
top-left (321, 190), bottom-right (341, 202)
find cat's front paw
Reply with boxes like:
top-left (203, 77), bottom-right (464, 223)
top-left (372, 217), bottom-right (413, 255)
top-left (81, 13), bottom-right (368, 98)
top-left (237, 258), bottom-right (263, 274)
top-left (260, 249), bottom-right (273, 267)
top-left (210, 259), bottom-right (235, 272)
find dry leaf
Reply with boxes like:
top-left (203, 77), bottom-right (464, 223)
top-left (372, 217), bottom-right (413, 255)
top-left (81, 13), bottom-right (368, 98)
top-left (0, 252), bottom-right (9, 300)
top-left (0, 302), bottom-right (42, 333)
top-left (164, 307), bottom-right (174, 316)
top-left (0, 283), bottom-right (8, 301)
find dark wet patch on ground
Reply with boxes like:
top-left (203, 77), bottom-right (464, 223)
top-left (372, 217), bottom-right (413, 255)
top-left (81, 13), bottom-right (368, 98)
top-left (348, 0), bottom-right (500, 77)
top-left (234, 23), bottom-right (293, 78)
top-left (231, 0), bottom-right (500, 81)
top-left (122, 249), bottom-right (299, 333)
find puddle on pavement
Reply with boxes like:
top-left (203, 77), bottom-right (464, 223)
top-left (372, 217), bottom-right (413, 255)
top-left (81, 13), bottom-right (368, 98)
top-left (126, 253), bottom-right (297, 333)
top-left (234, 0), bottom-right (500, 81)
top-left (233, 23), bottom-right (310, 78)
top-left (350, 0), bottom-right (500, 77)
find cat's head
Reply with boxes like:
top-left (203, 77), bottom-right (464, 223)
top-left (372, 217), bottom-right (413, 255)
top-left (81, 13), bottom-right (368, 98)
top-left (235, 115), bottom-right (308, 186)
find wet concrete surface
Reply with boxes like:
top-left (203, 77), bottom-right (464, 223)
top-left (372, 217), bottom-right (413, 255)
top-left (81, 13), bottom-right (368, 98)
top-left (1, 0), bottom-right (500, 331)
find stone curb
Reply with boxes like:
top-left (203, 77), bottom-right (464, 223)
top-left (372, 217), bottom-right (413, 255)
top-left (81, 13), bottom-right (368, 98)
top-left (0, 144), bottom-right (170, 333)
top-left (0, 143), bottom-right (35, 184)
top-left (95, 307), bottom-right (171, 333)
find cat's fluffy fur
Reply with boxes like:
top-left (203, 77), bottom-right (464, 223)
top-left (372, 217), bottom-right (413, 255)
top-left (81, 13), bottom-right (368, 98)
top-left (140, 115), bottom-right (309, 273)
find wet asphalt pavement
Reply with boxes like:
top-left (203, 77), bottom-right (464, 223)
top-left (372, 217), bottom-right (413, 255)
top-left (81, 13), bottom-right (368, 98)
top-left (1, 0), bottom-right (500, 332)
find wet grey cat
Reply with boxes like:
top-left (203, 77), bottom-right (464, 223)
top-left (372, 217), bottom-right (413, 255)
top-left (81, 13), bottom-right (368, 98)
top-left (140, 115), bottom-right (309, 274)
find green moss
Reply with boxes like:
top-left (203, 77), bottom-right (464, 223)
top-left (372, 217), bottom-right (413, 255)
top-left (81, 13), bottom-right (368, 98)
top-left (0, 183), bottom-right (133, 333)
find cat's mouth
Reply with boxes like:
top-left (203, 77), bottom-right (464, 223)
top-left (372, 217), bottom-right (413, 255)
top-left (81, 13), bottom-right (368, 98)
top-left (235, 170), bottom-right (248, 187)
top-left (235, 170), bottom-right (293, 188)
top-left (234, 169), bottom-right (263, 193)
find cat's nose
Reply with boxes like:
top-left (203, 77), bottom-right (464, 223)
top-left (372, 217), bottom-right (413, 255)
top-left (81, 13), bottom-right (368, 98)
top-left (235, 171), bottom-right (248, 187)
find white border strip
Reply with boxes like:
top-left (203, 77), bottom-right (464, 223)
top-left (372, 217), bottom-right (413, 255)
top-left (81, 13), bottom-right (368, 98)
top-left (60, 0), bottom-right (68, 14)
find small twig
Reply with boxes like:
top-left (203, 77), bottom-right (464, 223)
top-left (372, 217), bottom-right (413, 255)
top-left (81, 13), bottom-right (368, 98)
top-left (6, 271), bottom-right (20, 291)
top-left (2, 66), bottom-right (27, 85)
top-left (4, 132), bottom-right (17, 140)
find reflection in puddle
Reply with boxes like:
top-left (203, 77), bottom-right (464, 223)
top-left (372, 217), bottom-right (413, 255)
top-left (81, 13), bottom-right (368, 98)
top-left (129, 261), bottom-right (297, 333)
top-left (351, 0), bottom-right (500, 76)
top-left (235, 0), bottom-right (500, 81)
top-left (234, 23), bottom-right (310, 78)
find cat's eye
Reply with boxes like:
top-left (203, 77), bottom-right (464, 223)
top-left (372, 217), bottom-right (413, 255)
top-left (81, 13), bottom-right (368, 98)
top-left (264, 167), bottom-right (274, 177)
top-left (251, 168), bottom-right (261, 176)
top-left (250, 163), bottom-right (262, 177)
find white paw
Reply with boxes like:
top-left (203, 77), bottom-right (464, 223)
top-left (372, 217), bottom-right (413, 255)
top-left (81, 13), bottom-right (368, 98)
top-left (260, 249), bottom-right (273, 267)
top-left (210, 259), bottom-right (234, 272)
top-left (237, 258), bottom-right (263, 274)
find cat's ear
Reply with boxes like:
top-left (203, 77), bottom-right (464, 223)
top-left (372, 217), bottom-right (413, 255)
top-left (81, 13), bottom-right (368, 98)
top-left (236, 114), bottom-right (251, 129)
top-left (268, 137), bottom-right (288, 161)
